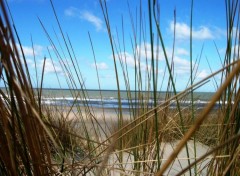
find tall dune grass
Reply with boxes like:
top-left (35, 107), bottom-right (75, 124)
top-left (0, 0), bottom-right (239, 175)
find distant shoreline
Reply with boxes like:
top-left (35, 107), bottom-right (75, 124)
top-left (0, 87), bottom-right (216, 93)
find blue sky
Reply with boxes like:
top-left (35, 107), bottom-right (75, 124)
top-left (4, 0), bottom-right (232, 91)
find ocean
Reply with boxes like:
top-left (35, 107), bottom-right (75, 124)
top-left (35, 89), bottom-right (216, 109)
top-left (1, 88), bottom-right (218, 109)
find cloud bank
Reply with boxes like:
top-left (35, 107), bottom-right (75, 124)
top-left (65, 7), bottom-right (103, 31)
top-left (170, 21), bottom-right (214, 40)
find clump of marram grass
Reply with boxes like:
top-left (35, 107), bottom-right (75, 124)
top-left (41, 106), bottom-right (71, 148)
top-left (0, 2), bottom-right (58, 175)
top-left (112, 108), bottom-right (222, 149)
top-left (160, 109), bottom-right (222, 146)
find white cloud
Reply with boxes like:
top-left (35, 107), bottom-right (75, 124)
top-left (232, 44), bottom-right (239, 53)
top-left (16, 44), bottom-right (45, 68)
top-left (64, 7), bottom-right (78, 17)
top-left (21, 46), bottom-right (33, 56)
top-left (91, 62), bottom-right (109, 70)
top-left (231, 44), bottom-right (239, 60)
top-left (136, 43), bottom-right (165, 61)
top-left (39, 58), bottom-right (62, 74)
top-left (114, 51), bottom-right (153, 72)
top-left (170, 21), bottom-right (214, 40)
top-left (232, 27), bottom-right (239, 39)
top-left (113, 42), bottom-right (200, 77)
top-left (176, 48), bottom-right (189, 56)
top-left (115, 44), bottom-right (192, 75)
top-left (114, 42), bottom-right (174, 66)
top-left (80, 11), bottom-right (103, 31)
top-left (173, 56), bottom-right (190, 74)
top-left (197, 69), bottom-right (209, 79)
top-left (65, 7), bottom-right (103, 31)
top-left (100, 74), bottom-right (115, 79)
top-left (116, 51), bottom-right (162, 73)
top-left (171, 57), bottom-right (210, 79)
top-left (17, 44), bottom-right (43, 57)
top-left (32, 45), bottom-right (44, 55)
top-left (118, 52), bottom-right (137, 67)
top-left (26, 59), bottom-right (34, 67)
top-left (136, 43), bottom-right (190, 62)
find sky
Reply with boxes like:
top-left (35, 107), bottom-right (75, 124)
top-left (2, 0), bottom-right (235, 92)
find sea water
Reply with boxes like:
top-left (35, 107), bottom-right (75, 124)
top-left (35, 89), bottom-right (217, 109)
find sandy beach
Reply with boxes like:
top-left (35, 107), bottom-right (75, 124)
top-left (47, 105), bottom-right (212, 175)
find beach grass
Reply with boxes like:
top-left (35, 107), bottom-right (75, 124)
top-left (0, 0), bottom-right (240, 175)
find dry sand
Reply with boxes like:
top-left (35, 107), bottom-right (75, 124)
top-left (106, 141), bottom-right (210, 175)
top-left (50, 106), bottom-right (211, 175)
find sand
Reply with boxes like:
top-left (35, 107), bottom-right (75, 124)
top-left (49, 105), bottom-right (211, 175)
top-left (106, 141), bottom-right (210, 176)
